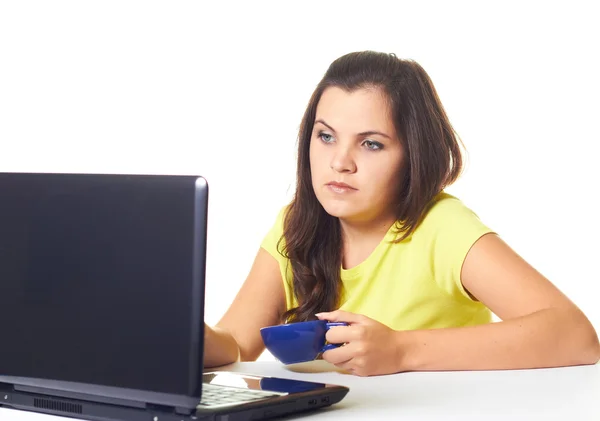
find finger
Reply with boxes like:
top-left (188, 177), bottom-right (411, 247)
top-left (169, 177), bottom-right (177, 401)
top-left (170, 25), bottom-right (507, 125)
top-left (321, 343), bottom-right (354, 365)
top-left (325, 324), bottom-right (354, 344)
top-left (315, 310), bottom-right (364, 324)
top-left (334, 359), bottom-right (359, 376)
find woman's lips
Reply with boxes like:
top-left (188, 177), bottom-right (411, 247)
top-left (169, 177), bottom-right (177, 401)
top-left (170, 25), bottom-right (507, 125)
top-left (326, 181), bottom-right (357, 193)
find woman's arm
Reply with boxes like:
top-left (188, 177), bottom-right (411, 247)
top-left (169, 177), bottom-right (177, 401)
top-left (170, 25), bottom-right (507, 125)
top-left (402, 233), bottom-right (599, 370)
top-left (320, 233), bottom-right (599, 375)
top-left (203, 324), bottom-right (240, 368)
top-left (401, 307), bottom-right (599, 371)
top-left (203, 247), bottom-right (286, 368)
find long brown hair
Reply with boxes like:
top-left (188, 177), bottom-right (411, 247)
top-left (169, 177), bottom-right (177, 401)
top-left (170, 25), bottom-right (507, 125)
top-left (279, 51), bottom-right (464, 323)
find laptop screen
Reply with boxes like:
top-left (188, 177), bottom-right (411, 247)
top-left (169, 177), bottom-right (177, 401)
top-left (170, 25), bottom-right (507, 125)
top-left (0, 172), bottom-right (205, 397)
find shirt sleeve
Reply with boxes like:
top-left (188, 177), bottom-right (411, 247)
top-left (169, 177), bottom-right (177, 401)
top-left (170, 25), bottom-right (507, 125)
top-left (420, 193), bottom-right (495, 301)
top-left (260, 206), bottom-right (296, 310)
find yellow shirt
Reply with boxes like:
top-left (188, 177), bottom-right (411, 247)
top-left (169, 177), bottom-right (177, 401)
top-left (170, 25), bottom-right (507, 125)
top-left (260, 192), bottom-right (494, 331)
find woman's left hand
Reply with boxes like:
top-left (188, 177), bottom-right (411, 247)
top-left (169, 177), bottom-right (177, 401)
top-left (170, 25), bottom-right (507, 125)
top-left (316, 310), bottom-right (405, 376)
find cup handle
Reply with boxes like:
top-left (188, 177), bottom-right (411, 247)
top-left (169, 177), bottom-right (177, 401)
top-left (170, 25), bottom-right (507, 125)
top-left (320, 322), bottom-right (348, 352)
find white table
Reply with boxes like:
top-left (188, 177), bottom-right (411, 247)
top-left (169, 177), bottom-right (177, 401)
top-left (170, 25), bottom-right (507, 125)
top-left (1, 361), bottom-right (598, 421)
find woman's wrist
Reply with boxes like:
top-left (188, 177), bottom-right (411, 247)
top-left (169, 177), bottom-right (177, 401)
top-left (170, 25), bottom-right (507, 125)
top-left (393, 329), bottom-right (422, 372)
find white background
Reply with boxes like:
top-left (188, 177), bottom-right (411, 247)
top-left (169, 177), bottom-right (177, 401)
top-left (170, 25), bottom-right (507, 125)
top-left (1, 1), bottom-right (598, 362)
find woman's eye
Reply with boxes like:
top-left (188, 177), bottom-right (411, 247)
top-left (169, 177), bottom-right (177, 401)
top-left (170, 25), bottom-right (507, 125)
top-left (364, 140), bottom-right (383, 151)
top-left (319, 132), bottom-right (334, 143)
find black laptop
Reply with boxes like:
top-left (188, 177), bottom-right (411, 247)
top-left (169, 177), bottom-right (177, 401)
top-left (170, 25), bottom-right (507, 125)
top-left (0, 172), bottom-right (349, 421)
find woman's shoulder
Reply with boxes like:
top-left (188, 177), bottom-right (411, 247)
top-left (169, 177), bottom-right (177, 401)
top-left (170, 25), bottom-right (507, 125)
top-left (260, 204), bottom-right (291, 256)
top-left (425, 191), bottom-right (480, 218)
top-left (271, 203), bottom-right (291, 231)
top-left (414, 191), bottom-right (490, 237)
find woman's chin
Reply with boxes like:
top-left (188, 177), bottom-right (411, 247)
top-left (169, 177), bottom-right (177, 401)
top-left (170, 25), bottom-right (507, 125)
top-left (320, 203), bottom-right (357, 220)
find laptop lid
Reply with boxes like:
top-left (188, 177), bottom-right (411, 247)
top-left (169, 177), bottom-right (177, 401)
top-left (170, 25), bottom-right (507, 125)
top-left (0, 171), bottom-right (350, 421)
top-left (0, 172), bottom-right (207, 414)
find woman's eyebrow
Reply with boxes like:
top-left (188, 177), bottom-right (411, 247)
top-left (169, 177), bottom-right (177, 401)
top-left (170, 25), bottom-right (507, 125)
top-left (315, 119), bottom-right (336, 133)
top-left (357, 130), bottom-right (392, 140)
top-left (315, 119), bottom-right (392, 140)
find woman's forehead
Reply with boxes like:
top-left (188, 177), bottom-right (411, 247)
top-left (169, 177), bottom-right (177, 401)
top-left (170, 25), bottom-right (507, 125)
top-left (315, 86), bottom-right (395, 135)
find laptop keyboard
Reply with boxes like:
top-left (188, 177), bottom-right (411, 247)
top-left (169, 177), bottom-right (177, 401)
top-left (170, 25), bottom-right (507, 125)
top-left (198, 383), bottom-right (285, 407)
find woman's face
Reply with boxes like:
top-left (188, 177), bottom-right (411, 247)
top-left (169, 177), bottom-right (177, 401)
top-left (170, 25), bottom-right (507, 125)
top-left (309, 86), bottom-right (405, 225)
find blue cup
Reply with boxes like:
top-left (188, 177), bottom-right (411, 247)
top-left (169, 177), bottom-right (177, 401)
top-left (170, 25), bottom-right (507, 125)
top-left (260, 320), bottom-right (347, 365)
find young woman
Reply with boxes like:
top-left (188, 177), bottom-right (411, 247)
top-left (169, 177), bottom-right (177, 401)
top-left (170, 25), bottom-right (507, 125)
top-left (203, 51), bottom-right (600, 376)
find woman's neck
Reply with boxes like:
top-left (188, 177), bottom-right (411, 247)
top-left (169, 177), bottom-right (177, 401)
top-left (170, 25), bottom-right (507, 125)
top-left (339, 211), bottom-right (396, 242)
top-left (338, 212), bottom-right (397, 269)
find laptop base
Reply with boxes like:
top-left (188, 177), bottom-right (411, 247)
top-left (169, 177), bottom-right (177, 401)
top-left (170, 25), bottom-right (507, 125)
top-left (1, 371), bottom-right (349, 421)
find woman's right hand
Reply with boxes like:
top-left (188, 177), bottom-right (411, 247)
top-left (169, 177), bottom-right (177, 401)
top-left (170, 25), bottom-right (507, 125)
top-left (203, 247), bottom-right (286, 367)
top-left (203, 323), bottom-right (240, 368)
